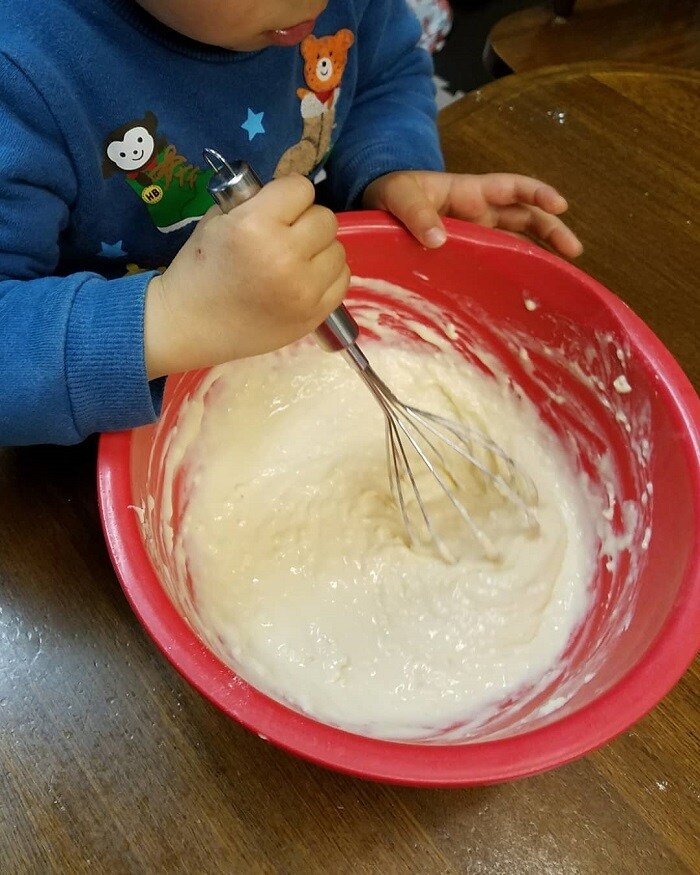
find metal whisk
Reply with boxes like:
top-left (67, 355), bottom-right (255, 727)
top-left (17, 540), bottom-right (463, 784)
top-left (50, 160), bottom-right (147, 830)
top-left (203, 148), bottom-right (539, 561)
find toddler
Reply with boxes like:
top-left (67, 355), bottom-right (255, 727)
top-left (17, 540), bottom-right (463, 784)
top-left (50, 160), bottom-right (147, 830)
top-left (0, 0), bottom-right (581, 445)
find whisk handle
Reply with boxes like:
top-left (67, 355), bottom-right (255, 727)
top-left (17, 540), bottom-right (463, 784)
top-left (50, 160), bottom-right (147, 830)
top-left (203, 148), bottom-right (360, 354)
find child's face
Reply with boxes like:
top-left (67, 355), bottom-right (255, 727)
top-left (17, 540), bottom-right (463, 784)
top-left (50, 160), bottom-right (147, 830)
top-left (136, 0), bottom-right (329, 51)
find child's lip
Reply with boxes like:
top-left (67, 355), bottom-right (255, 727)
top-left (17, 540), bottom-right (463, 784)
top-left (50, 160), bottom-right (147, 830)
top-left (265, 19), bottom-right (316, 46)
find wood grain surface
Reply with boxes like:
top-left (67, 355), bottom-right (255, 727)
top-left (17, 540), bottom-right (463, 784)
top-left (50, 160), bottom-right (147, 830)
top-left (487, 0), bottom-right (700, 75)
top-left (1, 64), bottom-right (698, 874)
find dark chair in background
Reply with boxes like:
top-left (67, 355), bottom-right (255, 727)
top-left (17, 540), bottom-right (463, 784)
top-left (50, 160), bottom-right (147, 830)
top-left (554, 0), bottom-right (577, 16)
top-left (485, 0), bottom-right (700, 78)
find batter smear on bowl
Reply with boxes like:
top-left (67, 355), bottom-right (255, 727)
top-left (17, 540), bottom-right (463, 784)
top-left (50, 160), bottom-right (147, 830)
top-left (151, 288), bottom-right (612, 741)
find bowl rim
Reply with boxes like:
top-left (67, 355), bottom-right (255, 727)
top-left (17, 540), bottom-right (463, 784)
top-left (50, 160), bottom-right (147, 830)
top-left (98, 212), bottom-right (700, 786)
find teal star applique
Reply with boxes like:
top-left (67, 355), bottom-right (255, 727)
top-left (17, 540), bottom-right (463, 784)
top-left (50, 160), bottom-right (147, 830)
top-left (99, 241), bottom-right (126, 258)
top-left (241, 109), bottom-right (265, 141)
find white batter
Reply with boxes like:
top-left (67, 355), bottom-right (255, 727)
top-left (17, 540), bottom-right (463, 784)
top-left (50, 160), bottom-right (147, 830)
top-left (166, 331), bottom-right (598, 740)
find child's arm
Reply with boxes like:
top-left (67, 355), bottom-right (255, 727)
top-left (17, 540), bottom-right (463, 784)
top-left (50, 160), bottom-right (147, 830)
top-left (0, 55), bottom-right (347, 447)
top-left (0, 53), bottom-right (163, 446)
top-left (324, 0), bottom-right (444, 210)
top-left (326, 0), bottom-right (581, 258)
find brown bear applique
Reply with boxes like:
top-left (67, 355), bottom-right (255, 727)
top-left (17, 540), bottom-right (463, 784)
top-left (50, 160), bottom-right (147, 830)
top-left (274, 28), bottom-right (355, 179)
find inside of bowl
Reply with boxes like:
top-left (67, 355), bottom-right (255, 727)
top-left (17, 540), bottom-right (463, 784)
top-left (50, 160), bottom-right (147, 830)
top-left (129, 222), bottom-right (698, 743)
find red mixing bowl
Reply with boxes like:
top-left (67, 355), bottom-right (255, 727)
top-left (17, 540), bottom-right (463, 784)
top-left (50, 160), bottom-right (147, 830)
top-left (98, 213), bottom-right (700, 786)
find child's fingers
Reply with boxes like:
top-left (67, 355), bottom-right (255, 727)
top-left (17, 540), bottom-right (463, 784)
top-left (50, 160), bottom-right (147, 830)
top-left (307, 242), bottom-right (351, 314)
top-left (534, 185), bottom-right (569, 215)
top-left (480, 174), bottom-right (568, 214)
top-left (494, 205), bottom-right (583, 257)
top-left (244, 173), bottom-right (316, 225)
top-left (290, 204), bottom-right (339, 258)
top-left (378, 174), bottom-right (447, 248)
top-left (308, 240), bottom-right (348, 291)
top-left (545, 224), bottom-right (583, 258)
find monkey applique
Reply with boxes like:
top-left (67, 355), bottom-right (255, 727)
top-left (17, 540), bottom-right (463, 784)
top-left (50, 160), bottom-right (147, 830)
top-left (102, 111), bottom-right (214, 233)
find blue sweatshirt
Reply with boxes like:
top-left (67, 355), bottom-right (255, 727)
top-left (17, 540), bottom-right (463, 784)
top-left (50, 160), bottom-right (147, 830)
top-left (0, 0), bottom-right (443, 445)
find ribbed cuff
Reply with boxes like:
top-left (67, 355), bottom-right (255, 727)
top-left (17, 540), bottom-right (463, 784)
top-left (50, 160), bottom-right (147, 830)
top-left (332, 141), bottom-right (445, 210)
top-left (65, 271), bottom-right (163, 438)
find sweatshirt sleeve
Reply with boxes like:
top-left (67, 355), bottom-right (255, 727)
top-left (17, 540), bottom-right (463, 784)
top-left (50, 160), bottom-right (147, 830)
top-left (0, 52), bottom-right (162, 446)
top-left (325, 0), bottom-right (445, 210)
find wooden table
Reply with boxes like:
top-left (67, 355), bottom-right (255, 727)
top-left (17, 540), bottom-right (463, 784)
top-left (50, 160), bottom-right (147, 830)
top-left (485, 0), bottom-right (700, 77)
top-left (1, 64), bottom-right (699, 874)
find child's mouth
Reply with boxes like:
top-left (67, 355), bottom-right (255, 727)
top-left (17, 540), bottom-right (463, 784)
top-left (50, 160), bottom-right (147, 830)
top-left (266, 20), bottom-right (316, 46)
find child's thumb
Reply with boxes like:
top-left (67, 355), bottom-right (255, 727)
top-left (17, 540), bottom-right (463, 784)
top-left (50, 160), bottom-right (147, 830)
top-left (381, 174), bottom-right (447, 249)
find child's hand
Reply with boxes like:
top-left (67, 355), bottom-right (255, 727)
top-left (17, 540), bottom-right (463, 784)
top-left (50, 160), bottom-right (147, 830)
top-left (363, 171), bottom-right (583, 258)
top-left (144, 175), bottom-right (350, 379)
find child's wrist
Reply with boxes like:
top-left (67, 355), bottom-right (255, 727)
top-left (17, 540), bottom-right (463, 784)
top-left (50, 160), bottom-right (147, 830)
top-left (144, 274), bottom-right (174, 380)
